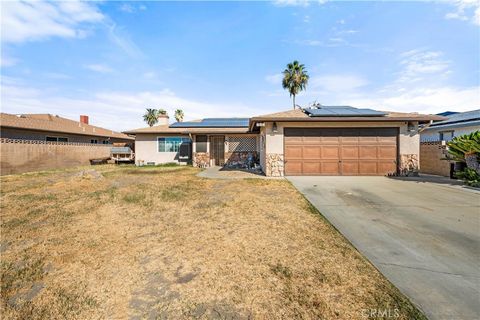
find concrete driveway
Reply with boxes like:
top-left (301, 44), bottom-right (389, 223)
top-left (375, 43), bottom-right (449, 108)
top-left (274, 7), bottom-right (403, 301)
top-left (288, 176), bottom-right (480, 320)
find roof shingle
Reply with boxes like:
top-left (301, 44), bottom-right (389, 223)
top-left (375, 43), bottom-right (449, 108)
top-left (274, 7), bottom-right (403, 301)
top-left (0, 113), bottom-right (133, 140)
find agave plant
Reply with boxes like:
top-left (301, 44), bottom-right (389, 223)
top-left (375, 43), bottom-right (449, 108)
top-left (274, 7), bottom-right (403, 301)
top-left (447, 131), bottom-right (480, 174)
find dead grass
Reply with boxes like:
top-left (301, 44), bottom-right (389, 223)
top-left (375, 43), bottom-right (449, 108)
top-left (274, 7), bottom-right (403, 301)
top-left (0, 165), bottom-right (426, 319)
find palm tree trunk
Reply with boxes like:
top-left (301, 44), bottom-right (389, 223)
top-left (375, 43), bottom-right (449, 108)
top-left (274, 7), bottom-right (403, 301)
top-left (293, 95), bottom-right (296, 109)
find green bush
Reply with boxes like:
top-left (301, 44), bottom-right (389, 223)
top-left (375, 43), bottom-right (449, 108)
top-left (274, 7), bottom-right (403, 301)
top-left (455, 168), bottom-right (480, 187)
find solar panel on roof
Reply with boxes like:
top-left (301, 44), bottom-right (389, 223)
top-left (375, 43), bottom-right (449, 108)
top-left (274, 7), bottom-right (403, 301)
top-left (170, 118), bottom-right (249, 128)
top-left (304, 106), bottom-right (387, 117)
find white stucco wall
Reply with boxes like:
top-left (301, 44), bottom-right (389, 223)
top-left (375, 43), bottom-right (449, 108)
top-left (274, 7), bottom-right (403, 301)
top-left (263, 121), bottom-right (419, 156)
top-left (134, 133), bottom-right (189, 165)
top-left (420, 125), bottom-right (480, 142)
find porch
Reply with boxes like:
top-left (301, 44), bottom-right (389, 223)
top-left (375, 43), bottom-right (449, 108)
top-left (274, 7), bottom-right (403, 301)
top-left (191, 134), bottom-right (260, 169)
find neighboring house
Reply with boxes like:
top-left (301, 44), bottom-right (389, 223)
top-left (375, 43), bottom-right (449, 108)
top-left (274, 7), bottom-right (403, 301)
top-left (125, 106), bottom-right (442, 177)
top-left (419, 109), bottom-right (479, 177)
top-left (0, 113), bottom-right (134, 144)
top-left (420, 109), bottom-right (480, 142)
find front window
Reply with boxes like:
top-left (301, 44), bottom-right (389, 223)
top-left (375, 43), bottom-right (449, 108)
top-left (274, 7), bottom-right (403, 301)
top-left (46, 136), bottom-right (68, 142)
top-left (439, 131), bottom-right (454, 141)
top-left (196, 135), bottom-right (208, 153)
top-left (158, 137), bottom-right (191, 152)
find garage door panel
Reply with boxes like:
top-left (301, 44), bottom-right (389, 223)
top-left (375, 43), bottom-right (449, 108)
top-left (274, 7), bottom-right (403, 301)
top-left (378, 146), bottom-right (397, 159)
top-left (359, 146), bottom-right (378, 159)
top-left (284, 136), bottom-right (303, 143)
top-left (359, 162), bottom-right (378, 174)
top-left (359, 136), bottom-right (378, 143)
top-left (342, 161), bottom-right (359, 175)
top-left (321, 162), bottom-right (340, 175)
top-left (341, 136), bottom-right (359, 144)
top-left (303, 146), bottom-right (321, 158)
top-left (284, 127), bottom-right (398, 176)
top-left (303, 136), bottom-right (322, 144)
top-left (378, 161), bottom-right (396, 175)
top-left (321, 146), bottom-right (340, 159)
top-left (320, 137), bottom-right (340, 144)
top-left (378, 136), bottom-right (397, 144)
top-left (303, 162), bottom-right (321, 174)
top-left (285, 161), bottom-right (302, 175)
top-left (285, 146), bottom-right (303, 159)
top-left (341, 146), bottom-right (358, 159)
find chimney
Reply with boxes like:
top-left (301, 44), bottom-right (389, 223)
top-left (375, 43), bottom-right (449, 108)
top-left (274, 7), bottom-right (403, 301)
top-left (80, 115), bottom-right (89, 125)
top-left (157, 114), bottom-right (169, 126)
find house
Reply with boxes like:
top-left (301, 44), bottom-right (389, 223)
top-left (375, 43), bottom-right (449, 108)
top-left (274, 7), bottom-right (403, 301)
top-left (420, 109), bottom-right (480, 142)
top-left (125, 106), bottom-right (443, 177)
top-left (419, 109), bottom-right (479, 177)
top-left (0, 113), bottom-right (134, 144)
top-left (0, 113), bottom-right (135, 175)
top-left (124, 114), bottom-right (257, 167)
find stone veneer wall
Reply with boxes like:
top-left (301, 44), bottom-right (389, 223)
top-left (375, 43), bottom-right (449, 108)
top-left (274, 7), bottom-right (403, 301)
top-left (224, 151), bottom-right (258, 168)
top-left (193, 152), bottom-right (209, 168)
top-left (399, 154), bottom-right (419, 176)
top-left (265, 153), bottom-right (284, 177)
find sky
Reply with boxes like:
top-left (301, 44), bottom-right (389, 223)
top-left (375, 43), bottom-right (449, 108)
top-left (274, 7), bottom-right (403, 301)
top-left (1, 0), bottom-right (479, 132)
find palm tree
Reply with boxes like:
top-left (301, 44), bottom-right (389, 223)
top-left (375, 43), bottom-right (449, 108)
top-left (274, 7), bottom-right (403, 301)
top-left (282, 60), bottom-right (309, 109)
top-left (174, 109), bottom-right (184, 122)
top-left (143, 108), bottom-right (159, 127)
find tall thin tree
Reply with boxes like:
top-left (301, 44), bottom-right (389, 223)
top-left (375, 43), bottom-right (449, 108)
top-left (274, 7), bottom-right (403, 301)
top-left (143, 108), bottom-right (159, 127)
top-left (282, 60), bottom-right (309, 109)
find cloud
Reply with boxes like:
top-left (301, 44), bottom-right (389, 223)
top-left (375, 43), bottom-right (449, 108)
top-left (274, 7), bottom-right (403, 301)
top-left (84, 64), bottom-right (114, 73)
top-left (310, 74), bottom-right (369, 92)
top-left (1, 81), bottom-right (259, 131)
top-left (265, 73), bottom-right (283, 85)
top-left (0, 56), bottom-right (19, 67)
top-left (343, 86), bottom-right (479, 115)
top-left (43, 72), bottom-right (72, 80)
top-left (273, 0), bottom-right (326, 7)
top-left (105, 22), bottom-right (144, 58)
top-left (143, 72), bottom-right (157, 79)
top-left (0, 0), bottom-right (104, 43)
top-left (119, 3), bottom-right (146, 13)
top-left (445, 0), bottom-right (480, 25)
top-left (397, 49), bottom-right (451, 84)
top-left (119, 4), bottom-right (135, 13)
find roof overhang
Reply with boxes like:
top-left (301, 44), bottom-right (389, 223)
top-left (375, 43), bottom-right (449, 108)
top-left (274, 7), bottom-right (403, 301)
top-left (248, 116), bottom-right (444, 131)
top-left (1, 124), bottom-right (134, 140)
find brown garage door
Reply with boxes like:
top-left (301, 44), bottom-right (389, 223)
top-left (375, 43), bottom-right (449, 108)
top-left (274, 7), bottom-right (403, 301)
top-left (284, 128), bottom-right (398, 176)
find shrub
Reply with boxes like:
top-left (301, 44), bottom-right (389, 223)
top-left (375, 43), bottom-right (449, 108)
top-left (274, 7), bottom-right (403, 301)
top-left (455, 168), bottom-right (480, 187)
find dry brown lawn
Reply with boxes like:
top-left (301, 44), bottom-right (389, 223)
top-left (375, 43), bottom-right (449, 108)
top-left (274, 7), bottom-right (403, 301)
top-left (0, 165), bottom-right (426, 319)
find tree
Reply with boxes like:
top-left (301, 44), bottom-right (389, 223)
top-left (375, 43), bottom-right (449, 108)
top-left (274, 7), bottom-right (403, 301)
top-left (143, 108), bottom-right (159, 127)
top-left (282, 60), bottom-right (309, 109)
top-left (174, 109), bottom-right (184, 122)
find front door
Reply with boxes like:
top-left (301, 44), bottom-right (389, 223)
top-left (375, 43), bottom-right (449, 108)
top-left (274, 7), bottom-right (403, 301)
top-left (210, 136), bottom-right (225, 166)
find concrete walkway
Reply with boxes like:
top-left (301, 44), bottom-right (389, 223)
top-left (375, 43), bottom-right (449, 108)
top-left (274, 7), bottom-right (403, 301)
top-left (288, 176), bottom-right (480, 320)
top-left (197, 166), bottom-right (268, 179)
